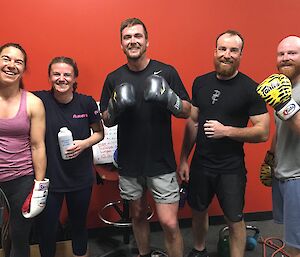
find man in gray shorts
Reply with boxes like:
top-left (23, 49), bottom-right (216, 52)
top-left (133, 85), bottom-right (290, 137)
top-left (257, 35), bottom-right (300, 257)
top-left (100, 18), bottom-right (191, 257)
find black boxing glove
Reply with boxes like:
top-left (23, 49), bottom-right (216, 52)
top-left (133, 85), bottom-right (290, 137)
top-left (107, 83), bottom-right (136, 125)
top-left (144, 75), bottom-right (183, 116)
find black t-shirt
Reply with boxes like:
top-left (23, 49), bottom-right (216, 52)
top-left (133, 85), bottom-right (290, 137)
top-left (191, 71), bottom-right (267, 173)
top-left (34, 91), bottom-right (101, 192)
top-left (100, 60), bottom-right (190, 177)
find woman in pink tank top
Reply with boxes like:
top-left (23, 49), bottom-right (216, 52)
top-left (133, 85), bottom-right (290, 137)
top-left (0, 43), bottom-right (48, 257)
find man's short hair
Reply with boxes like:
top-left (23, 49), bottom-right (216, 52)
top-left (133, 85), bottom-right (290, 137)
top-left (120, 18), bottom-right (148, 40)
top-left (216, 30), bottom-right (244, 52)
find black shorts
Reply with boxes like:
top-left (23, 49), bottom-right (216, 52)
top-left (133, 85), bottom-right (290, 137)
top-left (188, 168), bottom-right (247, 222)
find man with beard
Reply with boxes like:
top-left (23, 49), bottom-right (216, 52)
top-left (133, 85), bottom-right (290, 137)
top-left (100, 18), bottom-right (191, 257)
top-left (259, 35), bottom-right (300, 257)
top-left (178, 30), bottom-right (270, 257)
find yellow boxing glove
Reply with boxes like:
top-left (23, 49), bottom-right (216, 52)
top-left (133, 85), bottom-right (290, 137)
top-left (259, 151), bottom-right (274, 187)
top-left (257, 74), bottom-right (300, 120)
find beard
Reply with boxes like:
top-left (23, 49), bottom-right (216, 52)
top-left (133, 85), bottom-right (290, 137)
top-left (277, 62), bottom-right (300, 82)
top-left (214, 58), bottom-right (240, 78)
top-left (123, 43), bottom-right (147, 60)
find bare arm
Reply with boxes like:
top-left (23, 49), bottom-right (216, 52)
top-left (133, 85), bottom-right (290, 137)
top-left (203, 112), bottom-right (270, 143)
top-left (85, 121), bottom-right (104, 147)
top-left (101, 110), bottom-right (114, 128)
top-left (174, 100), bottom-right (191, 119)
top-left (28, 93), bottom-right (46, 181)
top-left (178, 105), bottom-right (199, 181)
top-left (67, 121), bottom-right (104, 158)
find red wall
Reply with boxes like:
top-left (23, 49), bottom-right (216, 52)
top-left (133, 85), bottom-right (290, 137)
top-left (2, 0), bottom-right (299, 228)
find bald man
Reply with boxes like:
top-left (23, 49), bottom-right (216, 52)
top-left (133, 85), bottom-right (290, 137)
top-left (268, 35), bottom-right (300, 257)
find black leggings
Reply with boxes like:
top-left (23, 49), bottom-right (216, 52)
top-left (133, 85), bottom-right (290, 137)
top-left (0, 175), bottom-right (34, 257)
top-left (37, 187), bottom-right (92, 257)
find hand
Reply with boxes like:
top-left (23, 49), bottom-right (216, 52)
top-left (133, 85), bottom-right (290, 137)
top-left (22, 178), bottom-right (50, 218)
top-left (144, 75), bottom-right (183, 115)
top-left (178, 161), bottom-right (190, 182)
top-left (203, 120), bottom-right (227, 138)
top-left (256, 74), bottom-right (300, 120)
top-left (65, 140), bottom-right (87, 159)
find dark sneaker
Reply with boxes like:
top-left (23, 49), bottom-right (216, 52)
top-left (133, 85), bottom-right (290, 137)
top-left (186, 248), bottom-right (209, 257)
top-left (138, 250), bottom-right (168, 257)
top-left (151, 250), bottom-right (168, 256)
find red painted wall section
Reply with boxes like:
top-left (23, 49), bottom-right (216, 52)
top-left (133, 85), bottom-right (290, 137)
top-left (2, 0), bottom-right (299, 228)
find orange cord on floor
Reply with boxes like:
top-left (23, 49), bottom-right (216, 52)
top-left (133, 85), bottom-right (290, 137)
top-left (259, 236), bottom-right (291, 257)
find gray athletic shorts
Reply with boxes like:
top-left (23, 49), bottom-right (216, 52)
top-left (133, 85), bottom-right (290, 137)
top-left (119, 172), bottom-right (180, 204)
top-left (272, 177), bottom-right (300, 249)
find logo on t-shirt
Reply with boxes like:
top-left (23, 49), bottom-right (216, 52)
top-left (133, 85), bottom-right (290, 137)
top-left (73, 113), bottom-right (88, 119)
top-left (153, 70), bottom-right (162, 75)
top-left (211, 90), bottom-right (221, 104)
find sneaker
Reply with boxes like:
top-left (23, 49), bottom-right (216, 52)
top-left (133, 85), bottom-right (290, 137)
top-left (138, 250), bottom-right (168, 257)
top-left (186, 248), bottom-right (209, 257)
top-left (151, 250), bottom-right (168, 257)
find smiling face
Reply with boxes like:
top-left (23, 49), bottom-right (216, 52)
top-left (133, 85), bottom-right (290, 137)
top-left (277, 36), bottom-right (300, 84)
top-left (49, 62), bottom-right (76, 95)
top-left (214, 33), bottom-right (243, 79)
top-left (121, 24), bottom-right (149, 60)
top-left (0, 46), bottom-right (26, 87)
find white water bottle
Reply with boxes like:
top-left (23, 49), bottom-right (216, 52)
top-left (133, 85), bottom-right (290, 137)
top-left (58, 127), bottom-right (74, 160)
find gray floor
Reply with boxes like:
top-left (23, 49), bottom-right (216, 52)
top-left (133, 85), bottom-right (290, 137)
top-left (87, 219), bottom-right (287, 257)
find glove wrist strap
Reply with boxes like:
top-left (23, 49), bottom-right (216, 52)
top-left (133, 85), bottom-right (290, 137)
top-left (276, 98), bottom-right (300, 120)
top-left (168, 94), bottom-right (183, 116)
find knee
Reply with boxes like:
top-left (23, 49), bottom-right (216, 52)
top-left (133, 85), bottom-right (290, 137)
top-left (131, 205), bottom-right (148, 222)
top-left (160, 216), bottom-right (179, 234)
top-left (226, 220), bottom-right (246, 235)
